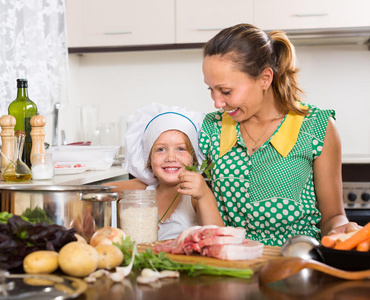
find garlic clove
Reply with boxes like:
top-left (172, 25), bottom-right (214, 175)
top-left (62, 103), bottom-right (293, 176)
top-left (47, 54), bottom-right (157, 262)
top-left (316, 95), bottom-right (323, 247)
top-left (136, 269), bottom-right (180, 285)
top-left (115, 243), bottom-right (137, 277)
top-left (140, 268), bottom-right (160, 279)
top-left (84, 269), bottom-right (110, 283)
top-left (158, 270), bottom-right (180, 278)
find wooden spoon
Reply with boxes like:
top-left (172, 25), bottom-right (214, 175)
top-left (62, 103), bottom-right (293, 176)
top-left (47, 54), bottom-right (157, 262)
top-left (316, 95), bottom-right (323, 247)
top-left (259, 257), bottom-right (370, 284)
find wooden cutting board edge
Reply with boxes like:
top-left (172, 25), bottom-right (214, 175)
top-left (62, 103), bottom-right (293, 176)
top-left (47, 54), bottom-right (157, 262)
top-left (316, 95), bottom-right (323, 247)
top-left (137, 242), bottom-right (282, 272)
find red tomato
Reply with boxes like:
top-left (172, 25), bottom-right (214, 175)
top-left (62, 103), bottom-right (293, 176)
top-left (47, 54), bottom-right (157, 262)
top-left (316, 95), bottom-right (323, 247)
top-left (73, 164), bottom-right (86, 168)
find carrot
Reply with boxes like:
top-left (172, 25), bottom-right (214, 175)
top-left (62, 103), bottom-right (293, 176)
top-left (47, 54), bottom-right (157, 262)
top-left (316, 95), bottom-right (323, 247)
top-left (356, 238), bottom-right (370, 252)
top-left (321, 231), bottom-right (356, 248)
top-left (321, 233), bottom-right (346, 248)
top-left (334, 222), bottom-right (370, 250)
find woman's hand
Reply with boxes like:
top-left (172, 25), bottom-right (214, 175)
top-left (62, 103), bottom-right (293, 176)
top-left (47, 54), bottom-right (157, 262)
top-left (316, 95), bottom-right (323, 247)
top-left (327, 222), bottom-right (362, 236)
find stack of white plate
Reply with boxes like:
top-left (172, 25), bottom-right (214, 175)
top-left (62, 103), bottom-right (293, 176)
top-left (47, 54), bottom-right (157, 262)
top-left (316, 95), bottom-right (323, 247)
top-left (47, 146), bottom-right (119, 171)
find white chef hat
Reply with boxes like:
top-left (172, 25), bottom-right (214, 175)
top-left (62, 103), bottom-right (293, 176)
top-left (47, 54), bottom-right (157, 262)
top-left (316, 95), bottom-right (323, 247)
top-left (124, 102), bottom-right (205, 185)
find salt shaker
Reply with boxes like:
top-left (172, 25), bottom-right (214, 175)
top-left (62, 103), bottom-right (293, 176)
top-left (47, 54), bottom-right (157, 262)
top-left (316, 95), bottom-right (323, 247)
top-left (31, 153), bottom-right (54, 180)
top-left (118, 190), bottom-right (158, 244)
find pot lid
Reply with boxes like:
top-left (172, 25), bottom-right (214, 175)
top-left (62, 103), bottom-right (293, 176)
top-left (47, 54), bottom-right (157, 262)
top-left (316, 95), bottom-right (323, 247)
top-left (0, 185), bottom-right (114, 192)
top-left (0, 271), bottom-right (87, 300)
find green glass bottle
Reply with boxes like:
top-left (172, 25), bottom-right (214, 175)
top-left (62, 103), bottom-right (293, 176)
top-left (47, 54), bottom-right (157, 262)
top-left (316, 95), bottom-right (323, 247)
top-left (8, 79), bottom-right (38, 167)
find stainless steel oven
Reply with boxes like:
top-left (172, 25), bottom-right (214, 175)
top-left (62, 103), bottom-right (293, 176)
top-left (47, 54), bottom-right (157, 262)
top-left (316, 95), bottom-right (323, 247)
top-left (342, 164), bottom-right (370, 226)
top-left (343, 182), bottom-right (370, 226)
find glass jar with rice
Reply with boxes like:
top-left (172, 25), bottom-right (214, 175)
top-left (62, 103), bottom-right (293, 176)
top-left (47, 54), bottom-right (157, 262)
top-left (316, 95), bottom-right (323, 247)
top-left (118, 190), bottom-right (158, 244)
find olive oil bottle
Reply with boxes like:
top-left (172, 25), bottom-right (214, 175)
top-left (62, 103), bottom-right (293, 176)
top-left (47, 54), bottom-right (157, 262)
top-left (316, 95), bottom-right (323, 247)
top-left (8, 79), bottom-right (38, 167)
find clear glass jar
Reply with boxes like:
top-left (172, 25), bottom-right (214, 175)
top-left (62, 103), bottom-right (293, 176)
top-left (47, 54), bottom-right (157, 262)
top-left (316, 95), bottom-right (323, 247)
top-left (118, 190), bottom-right (158, 244)
top-left (32, 153), bottom-right (54, 180)
top-left (3, 131), bottom-right (32, 182)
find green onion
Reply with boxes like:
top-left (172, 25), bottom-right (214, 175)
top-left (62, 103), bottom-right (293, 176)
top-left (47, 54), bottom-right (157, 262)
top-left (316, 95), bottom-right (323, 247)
top-left (114, 237), bottom-right (253, 279)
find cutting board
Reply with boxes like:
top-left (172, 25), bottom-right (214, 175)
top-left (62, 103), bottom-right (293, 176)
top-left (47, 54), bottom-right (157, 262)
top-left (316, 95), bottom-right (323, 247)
top-left (138, 241), bottom-right (281, 272)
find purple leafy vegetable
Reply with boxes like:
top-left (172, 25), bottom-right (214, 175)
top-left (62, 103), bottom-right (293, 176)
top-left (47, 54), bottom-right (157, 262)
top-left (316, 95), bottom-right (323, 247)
top-left (0, 215), bottom-right (76, 271)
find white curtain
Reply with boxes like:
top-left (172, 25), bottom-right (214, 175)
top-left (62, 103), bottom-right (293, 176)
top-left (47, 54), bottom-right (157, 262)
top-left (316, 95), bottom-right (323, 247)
top-left (0, 0), bottom-right (69, 116)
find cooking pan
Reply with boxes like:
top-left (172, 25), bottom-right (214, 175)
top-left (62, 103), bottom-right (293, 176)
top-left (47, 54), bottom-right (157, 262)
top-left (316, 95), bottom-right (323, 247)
top-left (310, 245), bottom-right (370, 271)
top-left (0, 185), bottom-right (118, 242)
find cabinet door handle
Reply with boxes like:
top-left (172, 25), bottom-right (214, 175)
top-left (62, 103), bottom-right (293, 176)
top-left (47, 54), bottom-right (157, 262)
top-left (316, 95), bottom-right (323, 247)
top-left (294, 13), bottom-right (329, 17)
top-left (103, 31), bottom-right (133, 35)
top-left (196, 28), bottom-right (224, 32)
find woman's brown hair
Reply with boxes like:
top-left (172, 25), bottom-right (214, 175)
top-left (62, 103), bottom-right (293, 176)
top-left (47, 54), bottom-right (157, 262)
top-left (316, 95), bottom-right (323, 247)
top-left (203, 23), bottom-right (307, 115)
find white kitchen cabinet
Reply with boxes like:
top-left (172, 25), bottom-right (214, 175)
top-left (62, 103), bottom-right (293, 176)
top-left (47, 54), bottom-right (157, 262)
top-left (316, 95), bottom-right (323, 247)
top-left (176, 0), bottom-right (254, 44)
top-left (66, 0), bottom-right (370, 49)
top-left (254, 0), bottom-right (370, 31)
top-left (65, 0), bottom-right (175, 47)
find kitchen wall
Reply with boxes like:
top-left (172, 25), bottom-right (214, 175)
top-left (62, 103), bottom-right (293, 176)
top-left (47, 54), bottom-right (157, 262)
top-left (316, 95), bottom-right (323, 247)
top-left (45, 43), bottom-right (370, 162)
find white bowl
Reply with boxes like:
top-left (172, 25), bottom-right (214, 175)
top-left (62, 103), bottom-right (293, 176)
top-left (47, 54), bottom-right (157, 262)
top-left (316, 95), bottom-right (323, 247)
top-left (48, 146), bottom-right (119, 170)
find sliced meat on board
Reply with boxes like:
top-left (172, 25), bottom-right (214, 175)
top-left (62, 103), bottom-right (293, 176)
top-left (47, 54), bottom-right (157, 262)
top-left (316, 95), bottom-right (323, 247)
top-left (201, 240), bottom-right (264, 260)
top-left (155, 225), bottom-right (264, 260)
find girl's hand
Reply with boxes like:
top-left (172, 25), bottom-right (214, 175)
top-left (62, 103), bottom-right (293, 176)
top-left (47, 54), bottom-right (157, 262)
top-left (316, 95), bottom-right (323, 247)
top-left (177, 170), bottom-right (210, 200)
top-left (179, 165), bottom-right (224, 227)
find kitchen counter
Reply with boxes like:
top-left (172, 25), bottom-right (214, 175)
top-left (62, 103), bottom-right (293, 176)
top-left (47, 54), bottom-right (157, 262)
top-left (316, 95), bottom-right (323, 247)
top-left (75, 268), bottom-right (370, 300)
top-left (0, 165), bottom-right (128, 186)
top-left (73, 244), bottom-right (370, 300)
top-left (2, 246), bottom-right (369, 300)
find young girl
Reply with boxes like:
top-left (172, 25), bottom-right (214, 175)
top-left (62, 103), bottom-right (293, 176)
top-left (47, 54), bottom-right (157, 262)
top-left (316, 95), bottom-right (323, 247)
top-left (108, 103), bottom-right (224, 240)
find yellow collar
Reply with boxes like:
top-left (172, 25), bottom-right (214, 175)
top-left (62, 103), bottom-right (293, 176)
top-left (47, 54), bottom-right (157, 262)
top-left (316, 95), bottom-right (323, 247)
top-left (219, 105), bottom-right (307, 158)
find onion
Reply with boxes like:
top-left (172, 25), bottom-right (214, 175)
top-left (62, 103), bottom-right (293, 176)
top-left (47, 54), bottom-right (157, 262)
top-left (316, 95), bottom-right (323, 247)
top-left (90, 226), bottom-right (126, 247)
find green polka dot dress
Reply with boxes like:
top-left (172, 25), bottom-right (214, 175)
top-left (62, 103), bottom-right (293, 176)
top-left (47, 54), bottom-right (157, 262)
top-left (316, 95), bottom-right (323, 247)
top-left (199, 103), bottom-right (335, 246)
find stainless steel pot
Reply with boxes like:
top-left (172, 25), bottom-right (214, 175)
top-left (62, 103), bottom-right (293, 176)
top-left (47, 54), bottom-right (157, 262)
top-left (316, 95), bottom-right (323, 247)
top-left (0, 185), bottom-right (118, 242)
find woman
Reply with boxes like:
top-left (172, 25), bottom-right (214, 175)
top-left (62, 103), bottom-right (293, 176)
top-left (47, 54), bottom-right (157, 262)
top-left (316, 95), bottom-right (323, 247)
top-left (199, 23), bottom-right (359, 246)
top-left (108, 103), bottom-right (223, 241)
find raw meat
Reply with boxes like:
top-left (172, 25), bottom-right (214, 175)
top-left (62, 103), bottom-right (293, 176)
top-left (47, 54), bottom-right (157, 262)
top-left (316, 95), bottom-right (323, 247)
top-left (200, 240), bottom-right (264, 260)
top-left (156, 226), bottom-right (201, 254)
top-left (154, 225), bottom-right (264, 261)
top-left (187, 226), bottom-right (246, 243)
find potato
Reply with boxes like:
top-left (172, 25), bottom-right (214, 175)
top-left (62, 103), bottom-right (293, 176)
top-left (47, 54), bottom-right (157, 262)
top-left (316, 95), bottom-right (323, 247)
top-left (95, 244), bottom-right (124, 270)
top-left (90, 227), bottom-right (126, 247)
top-left (58, 242), bottom-right (99, 277)
top-left (23, 251), bottom-right (59, 274)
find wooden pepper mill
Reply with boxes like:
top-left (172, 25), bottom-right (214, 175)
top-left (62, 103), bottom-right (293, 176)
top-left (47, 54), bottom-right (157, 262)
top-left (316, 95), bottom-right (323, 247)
top-left (30, 115), bottom-right (46, 165)
top-left (0, 115), bottom-right (16, 180)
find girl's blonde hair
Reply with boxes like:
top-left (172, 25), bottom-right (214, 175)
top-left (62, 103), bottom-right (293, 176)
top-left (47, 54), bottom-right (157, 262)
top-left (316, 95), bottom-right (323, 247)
top-left (203, 23), bottom-right (307, 115)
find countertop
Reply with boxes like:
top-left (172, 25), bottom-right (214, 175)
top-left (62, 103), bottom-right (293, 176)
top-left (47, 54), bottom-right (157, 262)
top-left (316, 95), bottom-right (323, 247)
top-left (73, 244), bottom-right (370, 300)
top-left (3, 247), bottom-right (369, 300)
top-left (75, 263), bottom-right (370, 300)
top-left (0, 165), bottom-right (128, 187)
